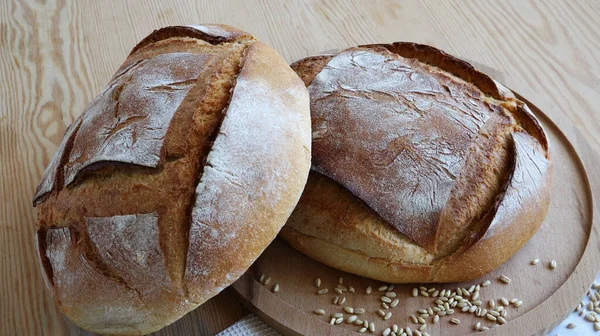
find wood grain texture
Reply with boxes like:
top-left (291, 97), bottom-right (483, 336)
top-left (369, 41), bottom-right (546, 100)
top-left (0, 0), bottom-right (599, 335)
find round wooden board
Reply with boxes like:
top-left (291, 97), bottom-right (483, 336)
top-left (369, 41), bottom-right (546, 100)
top-left (232, 92), bottom-right (600, 336)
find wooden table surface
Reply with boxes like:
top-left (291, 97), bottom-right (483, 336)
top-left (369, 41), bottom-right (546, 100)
top-left (1, 1), bottom-right (599, 335)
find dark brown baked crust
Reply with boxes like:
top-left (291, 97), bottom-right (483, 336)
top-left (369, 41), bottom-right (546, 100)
top-left (33, 25), bottom-right (311, 334)
top-left (282, 42), bottom-right (551, 283)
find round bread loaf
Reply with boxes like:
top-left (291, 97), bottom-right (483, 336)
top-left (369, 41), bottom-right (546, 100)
top-left (32, 24), bottom-right (311, 335)
top-left (281, 42), bottom-right (551, 283)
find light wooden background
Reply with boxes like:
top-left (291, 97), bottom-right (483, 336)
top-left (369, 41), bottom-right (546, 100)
top-left (1, 1), bottom-right (599, 335)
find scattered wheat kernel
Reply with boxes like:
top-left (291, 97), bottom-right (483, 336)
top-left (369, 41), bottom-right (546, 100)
top-left (382, 302), bottom-right (390, 309)
top-left (412, 288), bottom-right (419, 297)
top-left (501, 310), bottom-right (507, 317)
top-left (317, 288), bottom-right (328, 295)
top-left (333, 296), bottom-right (339, 305)
top-left (580, 310), bottom-right (585, 316)
top-left (428, 287), bottom-right (436, 293)
top-left (481, 326), bottom-right (490, 331)
top-left (349, 286), bottom-right (355, 293)
top-left (595, 307), bottom-right (600, 314)
top-left (329, 317), bottom-right (336, 325)
top-left (333, 313), bottom-right (344, 318)
top-left (486, 314), bottom-right (497, 321)
top-left (531, 259), bottom-right (540, 265)
top-left (336, 317), bottom-right (344, 324)
top-left (447, 309), bottom-right (455, 315)
top-left (421, 291), bottom-right (429, 297)
top-left (369, 321), bottom-right (376, 332)
top-left (508, 298), bottom-right (517, 304)
top-left (419, 324), bottom-right (427, 331)
top-left (420, 313), bottom-right (429, 319)
top-left (355, 319), bottom-right (363, 326)
top-left (567, 323), bottom-right (576, 329)
top-left (393, 325), bottom-right (399, 333)
top-left (432, 314), bottom-right (439, 323)
top-left (272, 284), bottom-right (280, 293)
top-left (378, 285), bottom-right (388, 292)
top-left (498, 316), bottom-right (507, 324)
top-left (414, 331), bottom-right (422, 336)
top-left (384, 312), bottom-right (392, 320)
top-left (383, 328), bottom-right (392, 336)
top-left (347, 315), bottom-right (358, 323)
top-left (338, 277), bottom-right (344, 284)
top-left (418, 309), bottom-right (428, 314)
top-left (391, 333), bottom-right (398, 336)
top-left (589, 302), bottom-right (595, 311)
top-left (499, 275), bottom-right (511, 284)
top-left (585, 314), bottom-right (597, 322)
top-left (428, 307), bottom-right (434, 315)
top-left (364, 319), bottom-right (369, 327)
top-left (259, 274), bottom-right (265, 283)
top-left (481, 280), bottom-right (491, 287)
top-left (440, 289), bottom-right (446, 297)
top-left (472, 292), bottom-right (480, 301)
top-left (514, 300), bottom-right (523, 308)
top-left (344, 307), bottom-right (354, 314)
top-left (406, 327), bottom-right (413, 336)
top-left (391, 299), bottom-right (400, 308)
top-left (386, 292), bottom-right (397, 298)
top-left (419, 286), bottom-right (427, 291)
top-left (337, 285), bottom-right (348, 292)
top-left (488, 310), bottom-right (500, 317)
top-left (388, 285), bottom-right (395, 292)
top-left (450, 318), bottom-right (460, 324)
top-left (314, 309), bottom-right (325, 315)
top-left (417, 317), bottom-right (426, 324)
top-left (359, 327), bottom-right (367, 333)
top-left (444, 303), bottom-right (450, 311)
top-left (595, 322), bottom-right (600, 331)
top-left (410, 314), bottom-right (419, 323)
top-left (366, 286), bottom-right (373, 294)
top-left (334, 288), bottom-right (343, 295)
top-left (473, 300), bottom-right (483, 306)
top-left (550, 260), bottom-right (557, 269)
top-left (469, 306), bottom-right (477, 313)
top-left (379, 310), bottom-right (387, 317)
top-left (488, 299), bottom-right (495, 308)
top-left (496, 306), bottom-right (505, 312)
top-left (355, 308), bottom-right (365, 314)
top-left (339, 297), bottom-right (347, 305)
top-left (475, 322), bottom-right (481, 330)
top-left (381, 296), bottom-right (392, 303)
top-left (468, 285), bottom-right (476, 293)
top-left (264, 277), bottom-right (272, 285)
top-left (432, 290), bottom-right (439, 297)
top-left (438, 311), bottom-right (447, 317)
top-left (433, 307), bottom-right (441, 312)
top-left (500, 297), bottom-right (510, 306)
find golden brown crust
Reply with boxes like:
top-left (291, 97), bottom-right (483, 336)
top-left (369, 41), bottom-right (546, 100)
top-left (281, 42), bottom-right (551, 283)
top-left (33, 25), bottom-right (310, 334)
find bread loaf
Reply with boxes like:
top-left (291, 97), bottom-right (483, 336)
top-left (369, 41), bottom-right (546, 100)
top-left (33, 24), bottom-right (311, 334)
top-left (281, 42), bottom-right (551, 283)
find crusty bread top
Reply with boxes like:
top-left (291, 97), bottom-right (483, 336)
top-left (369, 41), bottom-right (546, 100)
top-left (33, 24), bottom-right (311, 334)
top-left (292, 43), bottom-right (550, 256)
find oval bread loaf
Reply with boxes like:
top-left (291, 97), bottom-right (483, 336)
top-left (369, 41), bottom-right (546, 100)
top-left (33, 24), bottom-right (311, 335)
top-left (281, 42), bottom-right (551, 283)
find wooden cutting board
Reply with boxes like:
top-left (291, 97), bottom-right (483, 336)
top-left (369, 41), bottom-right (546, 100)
top-left (232, 92), bottom-right (600, 336)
